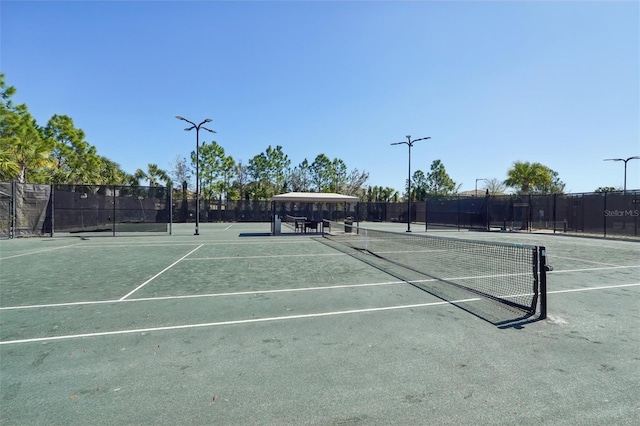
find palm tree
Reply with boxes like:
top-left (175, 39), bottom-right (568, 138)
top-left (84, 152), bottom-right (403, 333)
top-left (10, 120), bottom-right (55, 183)
top-left (134, 163), bottom-right (171, 187)
top-left (504, 161), bottom-right (550, 229)
top-left (504, 161), bottom-right (547, 195)
top-left (133, 164), bottom-right (171, 201)
top-left (98, 157), bottom-right (131, 185)
top-left (0, 109), bottom-right (55, 183)
top-left (0, 146), bottom-right (20, 181)
top-left (380, 187), bottom-right (396, 202)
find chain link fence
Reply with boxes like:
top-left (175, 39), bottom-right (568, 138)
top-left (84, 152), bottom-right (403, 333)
top-left (1, 183), bottom-right (171, 238)
top-left (2, 182), bottom-right (638, 239)
top-left (420, 192), bottom-right (639, 238)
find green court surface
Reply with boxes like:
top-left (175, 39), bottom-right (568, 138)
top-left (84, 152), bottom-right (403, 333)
top-left (1, 222), bottom-right (638, 425)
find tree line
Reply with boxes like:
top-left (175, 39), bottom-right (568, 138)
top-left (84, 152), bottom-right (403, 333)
top-left (2, 74), bottom-right (575, 203)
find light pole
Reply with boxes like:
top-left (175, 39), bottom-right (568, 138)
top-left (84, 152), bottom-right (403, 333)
top-left (604, 156), bottom-right (640, 194)
top-left (391, 135), bottom-right (431, 232)
top-left (475, 178), bottom-right (489, 197)
top-left (176, 116), bottom-right (216, 235)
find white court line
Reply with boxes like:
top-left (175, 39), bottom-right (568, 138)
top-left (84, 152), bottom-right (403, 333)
top-left (2, 264), bottom-right (638, 311)
top-left (549, 283), bottom-right (640, 294)
top-left (186, 252), bottom-right (346, 261)
top-left (57, 243), bottom-right (206, 248)
top-left (118, 244), bottom-right (204, 300)
top-left (548, 265), bottom-right (640, 274)
top-left (42, 240), bottom-right (315, 248)
top-left (224, 224), bottom-right (233, 230)
top-left (549, 255), bottom-right (625, 268)
top-left (0, 281), bottom-right (405, 311)
top-left (0, 243), bottom-right (81, 260)
top-left (0, 299), bottom-right (471, 345)
top-left (1, 282), bottom-right (638, 346)
top-left (201, 240), bottom-right (317, 245)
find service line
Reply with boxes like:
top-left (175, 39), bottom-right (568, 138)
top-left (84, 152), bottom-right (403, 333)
top-left (0, 299), bottom-right (468, 346)
top-left (118, 244), bottom-right (204, 300)
top-left (0, 243), bottom-right (82, 260)
top-left (1, 283), bottom-right (638, 346)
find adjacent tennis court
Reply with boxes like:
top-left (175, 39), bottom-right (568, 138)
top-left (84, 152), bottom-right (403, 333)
top-left (1, 222), bottom-right (638, 425)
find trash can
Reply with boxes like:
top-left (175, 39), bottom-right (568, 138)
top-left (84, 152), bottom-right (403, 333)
top-left (344, 217), bottom-right (353, 233)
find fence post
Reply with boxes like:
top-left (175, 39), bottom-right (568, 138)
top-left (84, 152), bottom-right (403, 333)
top-left (603, 192), bottom-right (607, 238)
top-left (457, 194), bottom-right (460, 231)
top-left (528, 194), bottom-right (532, 232)
top-left (634, 193), bottom-right (639, 237)
top-left (50, 184), bottom-right (54, 237)
top-left (425, 198), bottom-right (428, 232)
top-left (509, 195), bottom-right (513, 231)
top-left (485, 192), bottom-right (490, 231)
top-left (113, 186), bottom-right (116, 237)
top-left (169, 185), bottom-right (173, 235)
top-left (11, 180), bottom-right (16, 239)
top-left (552, 193), bottom-right (557, 234)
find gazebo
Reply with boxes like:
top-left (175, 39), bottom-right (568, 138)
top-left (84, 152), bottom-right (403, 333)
top-left (270, 192), bottom-right (359, 235)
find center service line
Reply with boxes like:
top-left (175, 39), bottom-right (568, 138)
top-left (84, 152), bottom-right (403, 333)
top-left (119, 244), bottom-right (204, 301)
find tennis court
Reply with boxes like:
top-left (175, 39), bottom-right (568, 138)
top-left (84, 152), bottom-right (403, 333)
top-left (1, 222), bottom-right (638, 425)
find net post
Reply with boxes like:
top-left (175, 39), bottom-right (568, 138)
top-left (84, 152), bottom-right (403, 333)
top-left (539, 246), bottom-right (548, 319)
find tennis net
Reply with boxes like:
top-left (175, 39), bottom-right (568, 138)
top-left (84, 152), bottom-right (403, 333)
top-left (322, 221), bottom-right (549, 317)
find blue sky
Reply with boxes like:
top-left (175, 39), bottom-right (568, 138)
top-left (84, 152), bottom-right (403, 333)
top-left (2, 0), bottom-right (638, 194)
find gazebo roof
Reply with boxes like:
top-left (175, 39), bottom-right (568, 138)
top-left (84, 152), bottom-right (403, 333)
top-left (271, 192), bottom-right (359, 203)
